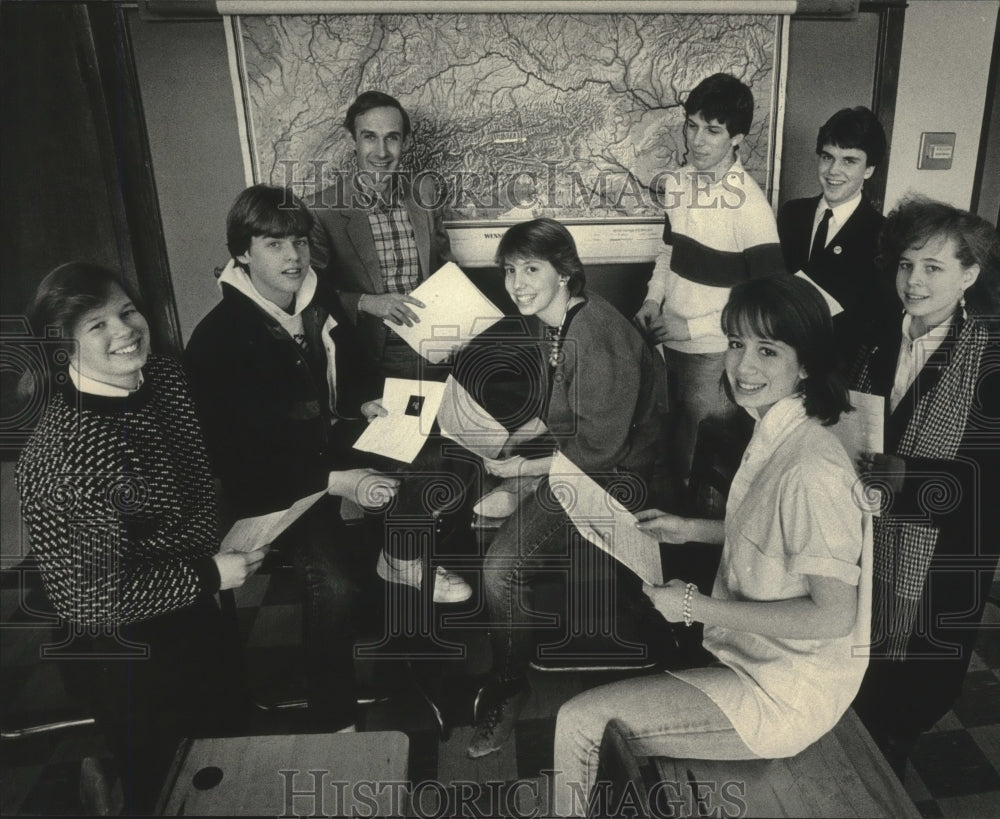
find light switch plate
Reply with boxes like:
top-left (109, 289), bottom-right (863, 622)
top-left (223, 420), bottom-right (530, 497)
top-left (918, 132), bottom-right (956, 170)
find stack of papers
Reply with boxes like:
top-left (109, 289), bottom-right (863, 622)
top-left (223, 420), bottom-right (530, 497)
top-left (385, 262), bottom-right (504, 363)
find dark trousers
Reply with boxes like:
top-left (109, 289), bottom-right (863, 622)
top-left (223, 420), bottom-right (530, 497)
top-left (329, 418), bottom-right (479, 562)
top-left (277, 498), bottom-right (372, 730)
top-left (58, 596), bottom-right (245, 815)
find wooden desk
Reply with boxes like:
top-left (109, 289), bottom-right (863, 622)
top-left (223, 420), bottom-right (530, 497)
top-left (157, 732), bottom-right (409, 816)
top-left (654, 709), bottom-right (919, 818)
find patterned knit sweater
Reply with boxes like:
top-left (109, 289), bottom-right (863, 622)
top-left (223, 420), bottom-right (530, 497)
top-left (16, 355), bottom-right (221, 627)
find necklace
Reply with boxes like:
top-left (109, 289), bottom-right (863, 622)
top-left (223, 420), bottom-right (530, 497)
top-left (545, 298), bottom-right (577, 367)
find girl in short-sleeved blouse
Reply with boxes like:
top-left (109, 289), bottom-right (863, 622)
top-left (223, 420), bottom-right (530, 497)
top-left (552, 276), bottom-right (871, 817)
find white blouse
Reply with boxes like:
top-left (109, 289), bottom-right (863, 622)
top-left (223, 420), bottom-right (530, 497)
top-left (890, 313), bottom-right (953, 412)
top-left (671, 395), bottom-right (872, 757)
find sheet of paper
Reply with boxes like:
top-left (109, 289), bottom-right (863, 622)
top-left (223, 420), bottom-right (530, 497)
top-left (549, 452), bottom-right (663, 585)
top-left (832, 390), bottom-right (885, 464)
top-left (795, 270), bottom-right (844, 317)
top-left (353, 377), bottom-right (446, 463)
top-left (384, 262), bottom-right (504, 363)
top-left (437, 375), bottom-right (509, 459)
top-left (220, 489), bottom-right (326, 553)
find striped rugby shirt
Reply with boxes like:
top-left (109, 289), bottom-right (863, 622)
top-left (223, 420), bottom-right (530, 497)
top-left (646, 158), bottom-right (785, 354)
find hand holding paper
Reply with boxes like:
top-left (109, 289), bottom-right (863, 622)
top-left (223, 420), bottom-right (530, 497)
top-left (328, 467), bottom-right (399, 509)
top-left (549, 452), bottom-right (663, 585)
top-left (365, 292), bottom-right (426, 327)
top-left (634, 508), bottom-right (693, 544)
top-left (384, 262), bottom-right (504, 363)
top-left (482, 455), bottom-right (529, 479)
top-left (220, 489), bottom-right (326, 554)
top-left (213, 549), bottom-right (269, 590)
top-left (353, 378), bottom-right (446, 463)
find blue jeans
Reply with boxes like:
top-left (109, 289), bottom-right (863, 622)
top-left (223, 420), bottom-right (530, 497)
top-left (482, 479), bottom-right (645, 684)
top-left (662, 348), bottom-right (738, 485)
top-left (552, 670), bottom-right (758, 816)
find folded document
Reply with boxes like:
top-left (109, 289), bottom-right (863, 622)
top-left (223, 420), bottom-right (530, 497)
top-left (549, 452), bottom-right (663, 585)
top-left (385, 262), bottom-right (504, 363)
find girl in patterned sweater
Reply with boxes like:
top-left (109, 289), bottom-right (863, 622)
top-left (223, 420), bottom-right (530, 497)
top-left (16, 262), bottom-right (265, 814)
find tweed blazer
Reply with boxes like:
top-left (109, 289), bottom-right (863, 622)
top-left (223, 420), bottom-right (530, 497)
top-left (309, 175), bottom-right (453, 365)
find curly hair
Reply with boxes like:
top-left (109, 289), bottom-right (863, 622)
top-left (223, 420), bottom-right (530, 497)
top-left (878, 195), bottom-right (1000, 315)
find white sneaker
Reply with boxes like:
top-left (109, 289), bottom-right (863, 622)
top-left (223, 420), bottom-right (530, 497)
top-left (376, 552), bottom-right (472, 604)
top-left (473, 488), bottom-right (520, 518)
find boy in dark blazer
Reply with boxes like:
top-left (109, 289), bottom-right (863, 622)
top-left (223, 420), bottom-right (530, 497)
top-left (778, 106), bottom-right (895, 367)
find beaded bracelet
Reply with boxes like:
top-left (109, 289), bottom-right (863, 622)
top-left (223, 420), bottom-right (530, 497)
top-left (682, 582), bottom-right (697, 627)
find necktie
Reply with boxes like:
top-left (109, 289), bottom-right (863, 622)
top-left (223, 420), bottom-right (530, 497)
top-left (810, 208), bottom-right (833, 262)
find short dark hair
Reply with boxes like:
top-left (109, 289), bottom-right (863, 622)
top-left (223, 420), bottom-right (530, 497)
top-left (684, 73), bottom-right (754, 137)
top-left (816, 106), bottom-right (886, 168)
top-left (495, 218), bottom-right (586, 296)
top-left (721, 276), bottom-right (851, 425)
top-left (878, 195), bottom-right (1000, 315)
top-left (226, 184), bottom-right (313, 262)
top-left (22, 262), bottom-right (144, 398)
top-left (344, 91), bottom-right (411, 141)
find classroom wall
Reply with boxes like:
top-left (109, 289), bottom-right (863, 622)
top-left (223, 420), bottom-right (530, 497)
top-left (882, 0), bottom-right (999, 211)
top-left (128, 10), bottom-right (246, 343)
top-left (129, 6), bottom-right (998, 344)
top-left (777, 14), bottom-right (879, 207)
top-left (127, 12), bottom-right (864, 343)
